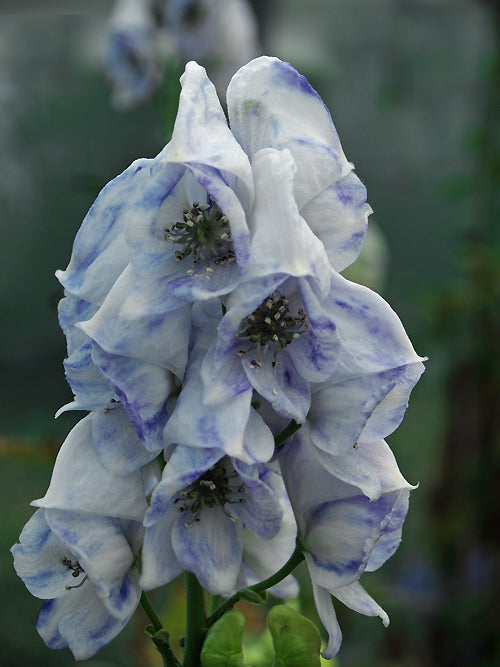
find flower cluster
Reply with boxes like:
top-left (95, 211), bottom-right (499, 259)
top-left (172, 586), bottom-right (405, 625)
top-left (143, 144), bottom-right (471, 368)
top-left (12, 56), bottom-right (424, 660)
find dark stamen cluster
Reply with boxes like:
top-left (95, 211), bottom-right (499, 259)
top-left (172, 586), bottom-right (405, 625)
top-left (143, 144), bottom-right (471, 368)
top-left (174, 458), bottom-right (246, 527)
top-left (165, 198), bottom-right (235, 267)
top-left (61, 556), bottom-right (88, 590)
top-left (237, 293), bottom-right (308, 351)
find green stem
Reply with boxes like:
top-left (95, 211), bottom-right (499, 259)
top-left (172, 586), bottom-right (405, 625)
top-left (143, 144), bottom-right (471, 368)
top-left (208, 594), bottom-right (221, 616)
top-left (183, 572), bottom-right (207, 666)
top-left (140, 592), bottom-right (180, 667)
top-left (140, 591), bottom-right (164, 632)
top-left (206, 545), bottom-right (305, 627)
top-left (274, 420), bottom-right (301, 448)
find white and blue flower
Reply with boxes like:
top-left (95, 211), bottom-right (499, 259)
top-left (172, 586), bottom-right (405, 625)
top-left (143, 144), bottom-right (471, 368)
top-left (105, 0), bottom-right (162, 109)
top-left (280, 431), bottom-right (415, 659)
top-left (141, 444), bottom-right (285, 596)
top-left (11, 508), bottom-right (142, 660)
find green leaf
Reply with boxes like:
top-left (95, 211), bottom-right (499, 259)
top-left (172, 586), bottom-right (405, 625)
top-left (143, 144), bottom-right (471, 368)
top-left (200, 610), bottom-right (246, 667)
top-left (268, 605), bottom-right (322, 667)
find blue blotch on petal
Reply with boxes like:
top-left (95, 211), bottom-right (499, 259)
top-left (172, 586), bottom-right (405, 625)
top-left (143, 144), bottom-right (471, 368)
top-left (270, 59), bottom-right (319, 98)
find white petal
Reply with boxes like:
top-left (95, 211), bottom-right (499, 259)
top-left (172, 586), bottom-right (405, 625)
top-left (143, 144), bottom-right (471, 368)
top-left (172, 506), bottom-right (243, 595)
top-left (333, 580), bottom-right (389, 627)
top-left (140, 506), bottom-right (183, 590)
top-left (45, 509), bottom-right (140, 621)
top-left (32, 415), bottom-right (148, 521)
top-left (12, 509), bottom-right (72, 600)
top-left (91, 406), bottom-right (156, 475)
top-left (300, 171), bottom-right (371, 272)
top-left (56, 157), bottom-right (152, 303)
top-left (228, 56), bottom-right (351, 209)
top-left (311, 582), bottom-right (342, 659)
top-left (246, 148), bottom-right (330, 290)
top-left (36, 585), bottom-right (130, 660)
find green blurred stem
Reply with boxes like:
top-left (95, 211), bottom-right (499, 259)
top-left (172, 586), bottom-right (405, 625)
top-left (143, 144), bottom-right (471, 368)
top-left (183, 571), bottom-right (207, 666)
top-left (140, 592), bottom-right (180, 667)
top-left (206, 545), bottom-right (305, 627)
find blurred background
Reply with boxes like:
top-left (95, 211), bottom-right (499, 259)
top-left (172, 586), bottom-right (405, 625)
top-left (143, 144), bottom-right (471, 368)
top-left (1, 0), bottom-right (498, 665)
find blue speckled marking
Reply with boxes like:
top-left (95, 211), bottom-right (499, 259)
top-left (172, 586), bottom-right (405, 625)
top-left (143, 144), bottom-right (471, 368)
top-left (271, 60), bottom-right (319, 98)
top-left (283, 368), bottom-right (293, 387)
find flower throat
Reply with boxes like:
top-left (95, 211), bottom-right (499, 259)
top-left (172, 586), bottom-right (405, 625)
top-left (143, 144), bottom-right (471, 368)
top-left (165, 197), bottom-right (235, 267)
top-left (237, 292), bottom-right (308, 353)
top-left (174, 457), bottom-right (246, 527)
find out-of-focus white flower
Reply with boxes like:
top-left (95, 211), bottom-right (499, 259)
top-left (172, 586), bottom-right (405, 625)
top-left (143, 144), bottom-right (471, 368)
top-left (164, 0), bottom-right (259, 94)
top-left (105, 0), bottom-right (162, 109)
top-left (104, 0), bottom-right (259, 106)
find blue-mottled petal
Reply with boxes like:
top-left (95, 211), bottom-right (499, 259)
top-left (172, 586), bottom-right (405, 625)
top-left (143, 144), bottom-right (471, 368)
top-left (45, 509), bottom-right (140, 621)
top-left (300, 171), bottom-right (371, 272)
top-left (172, 505), bottom-right (244, 595)
top-left (58, 341), bottom-right (116, 415)
top-left (309, 364), bottom-right (422, 459)
top-left (164, 342), bottom-right (264, 462)
top-left (56, 158), bottom-right (154, 303)
top-left (227, 56), bottom-right (352, 209)
top-left (325, 271), bottom-right (426, 376)
top-left (304, 491), bottom-right (400, 591)
top-left (242, 406), bottom-right (275, 463)
top-left (240, 492), bottom-right (298, 598)
top-left (231, 460), bottom-right (283, 539)
top-left (91, 405), bottom-right (157, 475)
top-left (140, 506), bottom-right (183, 590)
top-left (358, 361), bottom-right (425, 444)
top-left (91, 343), bottom-right (172, 452)
top-left (32, 415), bottom-right (148, 521)
top-left (11, 509), bottom-right (76, 600)
top-left (308, 440), bottom-right (382, 502)
top-left (58, 294), bottom-right (97, 356)
top-left (36, 584), bottom-right (130, 660)
top-left (279, 431), bottom-right (360, 537)
top-left (243, 348), bottom-right (310, 422)
top-left (366, 487), bottom-right (411, 572)
top-left (81, 264), bottom-right (191, 378)
top-left (201, 338), bottom-right (251, 405)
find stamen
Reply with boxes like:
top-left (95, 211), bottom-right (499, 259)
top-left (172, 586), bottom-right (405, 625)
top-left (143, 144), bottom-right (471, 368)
top-left (175, 457), bottom-right (247, 527)
top-left (164, 197), bottom-right (235, 269)
top-left (61, 556), bottom-right (88, 591)
top-left (236, 292), bottom-right (308, 354)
